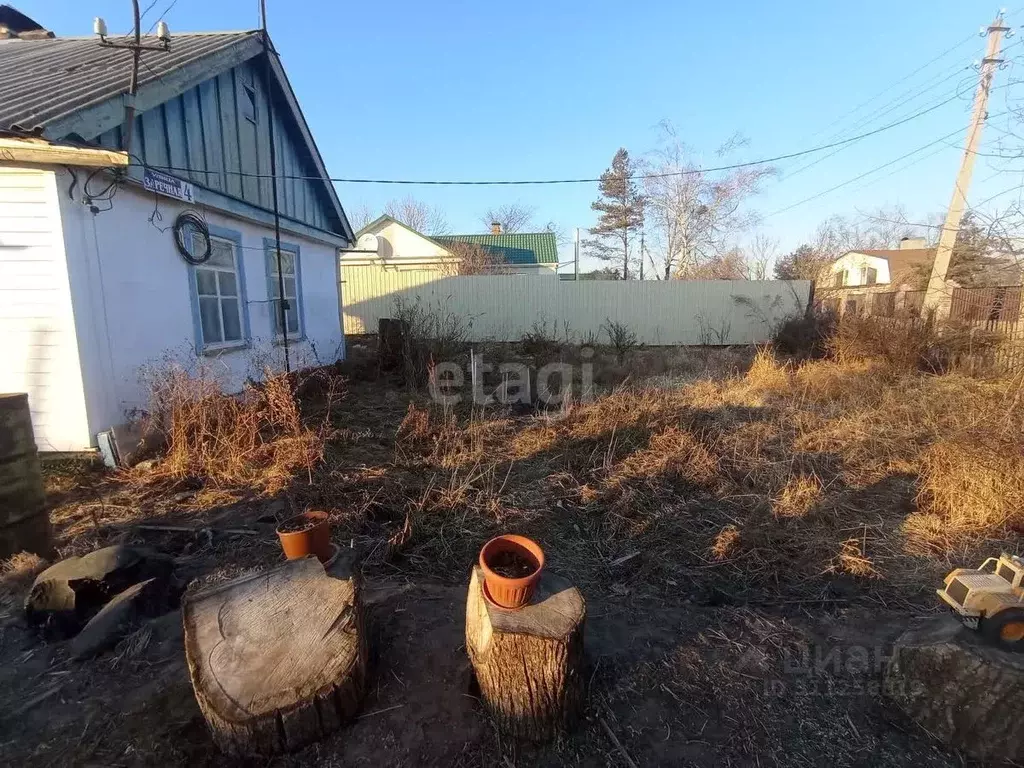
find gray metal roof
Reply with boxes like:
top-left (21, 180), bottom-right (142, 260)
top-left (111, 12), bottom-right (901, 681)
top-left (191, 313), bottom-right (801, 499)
top-left (0, 31), bottom-right (258, 135)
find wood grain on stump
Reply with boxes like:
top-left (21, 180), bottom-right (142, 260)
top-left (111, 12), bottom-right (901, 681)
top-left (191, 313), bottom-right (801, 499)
top-left (182, 557), bottom-right (366, 756)
top-left (465, 566), bottom-right (585, 740)
top-left (885, 615), bottom-right (1024, 764)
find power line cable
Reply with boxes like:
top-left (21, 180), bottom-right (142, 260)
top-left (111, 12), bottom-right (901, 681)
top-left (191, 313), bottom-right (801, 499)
top-left (779, 68), bottom-right (977, 182)
top-left (146, 0), bottom-right (180, 35)
top-left (802, 32), bottom-right (979, 144)
top-left (131, 93), bottom-right (968, 186)
top-left (777, 32), bottom-right (1024, 183)
top-left (131, 0), bottom-right (161, 34)
top-left (764, 121), bottom-right (987, 218)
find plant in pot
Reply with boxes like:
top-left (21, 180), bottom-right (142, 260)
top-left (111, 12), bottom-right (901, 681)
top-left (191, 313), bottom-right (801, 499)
top-left (276, 510), bottom-right (333, 563)
top-left (479, 534), bottom-right (544, 609)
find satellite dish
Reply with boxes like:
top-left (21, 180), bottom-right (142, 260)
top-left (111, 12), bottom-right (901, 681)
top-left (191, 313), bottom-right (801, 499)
top-left (356, 233), bottom-right (379, 254)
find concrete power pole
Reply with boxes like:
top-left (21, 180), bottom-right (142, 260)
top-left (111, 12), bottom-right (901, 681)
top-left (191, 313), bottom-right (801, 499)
top-left (923, 13), bottom-right (1009, 314)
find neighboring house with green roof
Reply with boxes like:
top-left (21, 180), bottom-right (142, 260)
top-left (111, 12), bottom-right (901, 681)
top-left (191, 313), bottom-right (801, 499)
top-left (341, 215), bottom-right (559, 276)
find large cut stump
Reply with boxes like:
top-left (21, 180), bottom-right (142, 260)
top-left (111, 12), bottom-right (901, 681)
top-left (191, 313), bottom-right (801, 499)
top-left (885, 615), bottom-right (1024, 763)
top-left (465, 566), bottom-right (585, 740)
top-left (183, 556), bottom-right (366, 756)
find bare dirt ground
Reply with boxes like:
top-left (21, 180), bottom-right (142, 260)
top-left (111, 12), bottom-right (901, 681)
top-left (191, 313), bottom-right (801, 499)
top-left (1, 340), bottom-right (1020, 766)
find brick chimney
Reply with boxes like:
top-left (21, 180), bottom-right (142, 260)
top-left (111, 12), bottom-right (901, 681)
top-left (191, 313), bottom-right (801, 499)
top-left (899, 236), bottom-right (927, 250)
top-left (490, 221), bottom-right (502, 235)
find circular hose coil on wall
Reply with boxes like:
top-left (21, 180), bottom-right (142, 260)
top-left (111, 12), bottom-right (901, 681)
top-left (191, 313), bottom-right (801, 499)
top-left (172, 210), bottom-right (212, 265)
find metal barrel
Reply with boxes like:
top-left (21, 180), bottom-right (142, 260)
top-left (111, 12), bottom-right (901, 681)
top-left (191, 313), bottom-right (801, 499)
top-left (0, 393), bottom-right (52, 559)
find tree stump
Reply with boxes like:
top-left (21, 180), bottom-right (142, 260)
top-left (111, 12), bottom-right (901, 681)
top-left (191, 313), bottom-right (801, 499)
top-left (885, 615), bottom-right (1024, 764)
top-left (465, 566), bottom-right (585, 740)
top-left (182, 557), bottom-right (366, 756)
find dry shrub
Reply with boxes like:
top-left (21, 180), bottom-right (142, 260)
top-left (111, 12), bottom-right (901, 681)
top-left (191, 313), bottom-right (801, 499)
top-left (392, 296), bottom-right (471, 386)
top-left (772, 474), bottom-right (823, 518)
top-left (711, 524), bottom-right (741, 561)
top-left (906, 432), bottom-right (1024, 553)
top-left (395, 403), bottom-right (432, 447)
top-left (827, 314), bottom-right (1004, 374)
top-left (772, 309), bottom-right (837, 360)
top-left (143, 366), bottom-right (328, 493)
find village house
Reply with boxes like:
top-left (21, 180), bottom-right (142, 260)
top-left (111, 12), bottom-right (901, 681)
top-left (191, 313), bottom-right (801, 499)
top-left (0, 14), bottom-right (354, 452)
top-left (343, 216), bottom-right (559, 275)
top-left (822, 237), bottom-right (936, 316)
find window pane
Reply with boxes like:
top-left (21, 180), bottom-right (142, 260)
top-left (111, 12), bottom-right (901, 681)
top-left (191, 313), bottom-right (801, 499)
top-left (209, 240), bottom-right (234, 268)
top-left (284, 276), bottom-right (296, 299)
top-left (221, 298), bottom-right (242, 341)
top-left (218, 271), bottom-right (238, 297)
top-left (271, 300), bottom-right (284, 334)
top-left (271, 250), bottom-right (295, 275)
top-left (286, 303), bottom-right (299, 334)
top-left (199, 297), bottom-right (223, 343)
top-left (196, 269), bottom-right (217, 296)
top-left (268, 276), bottom-right (281, 298)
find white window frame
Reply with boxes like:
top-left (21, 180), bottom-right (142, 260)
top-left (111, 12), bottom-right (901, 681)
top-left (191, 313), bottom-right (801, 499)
top-left (195, 236), bottom-right (246, 351)
top-left (265, 242), bottom-right (303, 339)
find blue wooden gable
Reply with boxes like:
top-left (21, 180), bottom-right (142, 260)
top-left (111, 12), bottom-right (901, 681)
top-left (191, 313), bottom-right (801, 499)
top-left (84, 42), bottom-right (350, 243)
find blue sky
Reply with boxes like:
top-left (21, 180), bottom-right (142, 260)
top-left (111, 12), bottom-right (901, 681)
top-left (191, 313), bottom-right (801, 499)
top-left (21, 1), bottom-right (1024, 270)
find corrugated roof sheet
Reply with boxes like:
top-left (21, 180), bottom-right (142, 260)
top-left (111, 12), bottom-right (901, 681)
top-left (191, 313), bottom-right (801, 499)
top-left (432, 232), bottom-right (559, 264)
top-left (0, 31), bottom-right (257, 135)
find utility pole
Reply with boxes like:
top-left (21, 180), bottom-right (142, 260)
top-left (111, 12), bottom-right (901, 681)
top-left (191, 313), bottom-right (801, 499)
top-left (95, 1), bottom-right (171, 153)
top-left (923, 12), bottom-right (1008, 315)
top-left (639, 230), bottom-right (645, 281)
top-left (573, 228), bottom-right (580, 281)
top-left (260, 0), bottom-right (290, 372)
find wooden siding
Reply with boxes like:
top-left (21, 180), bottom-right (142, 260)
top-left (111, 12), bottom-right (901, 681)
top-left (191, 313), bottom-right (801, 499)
top-left (95, 59), bottom-right (337, 235)
top-left (0, 167), bottom-right (91, 451)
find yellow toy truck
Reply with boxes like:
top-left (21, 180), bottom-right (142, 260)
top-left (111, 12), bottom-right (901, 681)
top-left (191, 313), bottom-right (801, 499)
top-left (937, 553), bottom-right (1024, 651)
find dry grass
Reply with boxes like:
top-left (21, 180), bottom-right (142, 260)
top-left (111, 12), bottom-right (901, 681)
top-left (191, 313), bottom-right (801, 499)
top-left (772, 474), bottom-right (824, 518)
top-left (711, 525), bottom-right (741, 561)
top-left (42, 333), bottom-right (1024, 613)
top-left (137, 365), bottom-right (335, 494)
top-left (907, 431), bottom-right (1024, 553)
top-left (828, 537), bottom-right (880, 579)
top-left (1, 551), bottom-right (48, 618)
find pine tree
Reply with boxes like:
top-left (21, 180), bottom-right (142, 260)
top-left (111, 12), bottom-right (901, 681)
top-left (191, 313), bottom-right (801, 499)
top-left (587, 148), bottom-right (645, 279)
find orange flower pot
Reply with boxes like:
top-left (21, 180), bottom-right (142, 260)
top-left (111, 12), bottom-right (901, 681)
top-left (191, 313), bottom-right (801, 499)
top-left (479, 534), bottom-right (544, 609)
top-left (276, 510), bottom-right (332, 563)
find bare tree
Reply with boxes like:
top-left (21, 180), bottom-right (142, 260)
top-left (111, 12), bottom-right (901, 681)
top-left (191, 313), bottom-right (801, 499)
top-left (747, 234), bottom-right (777, 281)
top-left (440, 241), bottom-right (510, 276)
top-left (680, 247), bottom-right (750, 279)
top-left (384, 196), bottom-right (449, 235)
top-left (644, 122), bottom-right (775, 279)
top-left (347, 203), bottom-right (376, 232)
top-left (480, 203), bottom-right (537, 233)
top-left (813, 205), bottom-right (915, 262)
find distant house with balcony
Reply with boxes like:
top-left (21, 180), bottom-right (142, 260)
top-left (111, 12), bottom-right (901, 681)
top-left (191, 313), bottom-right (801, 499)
top-left (822, 238), bottom-right (936, 316)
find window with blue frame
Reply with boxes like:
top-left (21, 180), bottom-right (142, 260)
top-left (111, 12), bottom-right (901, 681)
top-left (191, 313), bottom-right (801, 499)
top-left (266, 243), bottom-right (302, 337)
top-left (196, 237), bottom-right (244, 347)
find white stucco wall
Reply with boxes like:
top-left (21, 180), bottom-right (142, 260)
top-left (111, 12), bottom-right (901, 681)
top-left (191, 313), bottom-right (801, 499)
top-left (57, 171), bottom-right (345, 444)
top-left (0, 165), bottom-right (92, 451)
top-left (830, 253), bottom-right (891, 287)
